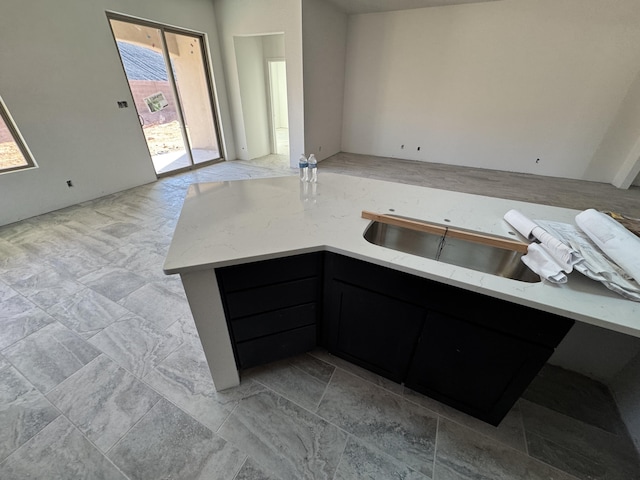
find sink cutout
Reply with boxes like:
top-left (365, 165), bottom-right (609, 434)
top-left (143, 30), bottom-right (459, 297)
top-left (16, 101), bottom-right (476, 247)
top-left (362, 213), bottom-right (539, 283)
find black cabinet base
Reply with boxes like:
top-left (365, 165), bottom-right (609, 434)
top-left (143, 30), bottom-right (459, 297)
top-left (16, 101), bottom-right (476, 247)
top-left (216, 251), bottom-right (573, 427)
top-left (323, 253), bottom-right (573, 426)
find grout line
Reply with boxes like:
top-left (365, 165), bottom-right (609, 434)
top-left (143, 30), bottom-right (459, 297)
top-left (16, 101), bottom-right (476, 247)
top-left (432, 415), bottom-right (440, 480)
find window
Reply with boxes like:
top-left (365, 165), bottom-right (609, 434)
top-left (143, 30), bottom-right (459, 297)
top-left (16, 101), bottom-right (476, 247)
top-left (0, 96), bottom-right (35, 173)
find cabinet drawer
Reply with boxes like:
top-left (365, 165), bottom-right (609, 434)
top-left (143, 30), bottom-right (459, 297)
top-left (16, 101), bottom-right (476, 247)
top-left (325, 252), bottom-right (432, 306)
top-left (216, 252), bottom-right (322, 292)
top-left (236, 325), bottom-right (316, 369)
top-left (225, 278), bottom-right (319, 318)
top-left (231, 303), bottom-right (317, 342)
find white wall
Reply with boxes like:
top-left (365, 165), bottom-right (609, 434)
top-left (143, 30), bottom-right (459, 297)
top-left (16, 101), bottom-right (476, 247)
top-left (341, 0), bottom-right (640, 182)
top-left (0, 0), bottom-right (233, 227)
top-left (213, 0), bottom-right (304, 165)
top-left (587, 68), bottom-right (640, 187)
top-left (302, 0), bottom-right (348, 161)
top-left (234, 36), bottom-right (271, 159)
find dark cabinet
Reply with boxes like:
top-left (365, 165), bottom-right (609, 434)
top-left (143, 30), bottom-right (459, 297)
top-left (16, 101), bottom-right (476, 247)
top-left (324, 281), bottom-right (426, 382)
top-left (322, 252), bottom-right (573, 425)
top-left (215, 251), bottom-right (573, 426)
top-left (405, 311), bottom-right (553, 425)
top-left (216, 252), bottom-right (323, 369)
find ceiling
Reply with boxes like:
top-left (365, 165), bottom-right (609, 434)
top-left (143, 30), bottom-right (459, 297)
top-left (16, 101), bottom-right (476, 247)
top-left (325, 0), bottom-right (499, 15)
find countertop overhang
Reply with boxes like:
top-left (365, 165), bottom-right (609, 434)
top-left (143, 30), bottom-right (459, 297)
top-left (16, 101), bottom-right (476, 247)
top-left (163, 173), bottom-right (640, 338)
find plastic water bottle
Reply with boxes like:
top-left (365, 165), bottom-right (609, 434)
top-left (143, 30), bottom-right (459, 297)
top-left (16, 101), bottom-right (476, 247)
top-left (299, 154), bottom-right (308, 182)
top-left (308, 154), bottom-right (317, 183)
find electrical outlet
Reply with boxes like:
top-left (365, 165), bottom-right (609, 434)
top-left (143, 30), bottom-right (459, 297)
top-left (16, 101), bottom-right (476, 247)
top-left (536, 158), bottom-right (540, 164)
top-left (401, 145), bottom-right (405, 149)
top-left (417, 146), bottom-right (421, 151)
top-left (66, 180), bottom-right (73, 187)
top-left (117, 101), bottom-right (128, 108)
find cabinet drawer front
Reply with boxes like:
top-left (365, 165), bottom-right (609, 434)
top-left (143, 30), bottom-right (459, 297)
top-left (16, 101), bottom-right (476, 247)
top-left (226, 278), bottom-right (319, 318)
top-left (217, 252), bottom-right (322, 292)
top-left (236, 325), bottom-right (317, 369)
top-left (231, 303), bottom-right (317, 342)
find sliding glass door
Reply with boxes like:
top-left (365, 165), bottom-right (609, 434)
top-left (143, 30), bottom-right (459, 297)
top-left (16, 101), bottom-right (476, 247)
top-left (108, 16), bottom-right (223, 176)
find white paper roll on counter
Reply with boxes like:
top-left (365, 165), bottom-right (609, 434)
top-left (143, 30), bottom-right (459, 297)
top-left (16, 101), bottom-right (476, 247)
top-left (504, 209), bottom-right (538, 240)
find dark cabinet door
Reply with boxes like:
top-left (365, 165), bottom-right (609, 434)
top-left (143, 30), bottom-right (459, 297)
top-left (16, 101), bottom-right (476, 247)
top-left (325, 280), bottom-right (427, 382)
top-left (405, 311), bottom-right (553, 425)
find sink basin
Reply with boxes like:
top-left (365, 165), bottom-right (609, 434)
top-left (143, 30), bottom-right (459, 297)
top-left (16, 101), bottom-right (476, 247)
top-left (363, 220), bottom-right (540, 283)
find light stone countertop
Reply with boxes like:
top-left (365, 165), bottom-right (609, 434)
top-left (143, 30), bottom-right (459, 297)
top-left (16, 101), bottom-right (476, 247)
top-left (164, 173), bottom-right (640, 338)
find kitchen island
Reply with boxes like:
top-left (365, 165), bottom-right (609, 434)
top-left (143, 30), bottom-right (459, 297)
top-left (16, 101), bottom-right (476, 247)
top-left (163, 173), bottom-right (640, 396)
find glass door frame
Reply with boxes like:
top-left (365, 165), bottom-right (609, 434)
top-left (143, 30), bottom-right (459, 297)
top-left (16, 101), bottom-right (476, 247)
top-left (106, 12), bottom-right (225, 177)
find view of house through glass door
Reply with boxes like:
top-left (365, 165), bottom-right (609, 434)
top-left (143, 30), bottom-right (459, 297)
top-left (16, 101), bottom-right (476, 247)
top-left (108, 15), bottom-right (222, 176)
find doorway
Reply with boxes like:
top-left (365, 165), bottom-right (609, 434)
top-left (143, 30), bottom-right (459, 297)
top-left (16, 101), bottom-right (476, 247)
top-left (108, 15), bottom-right (223, 176)
top-left (267, 60), bottom-right (289, 155)
top-left (234, 33), bottom-right (290, 166)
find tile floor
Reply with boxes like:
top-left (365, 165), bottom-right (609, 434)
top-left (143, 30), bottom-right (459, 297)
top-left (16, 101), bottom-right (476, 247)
top-left (1, 154), bottom-right (639, 479)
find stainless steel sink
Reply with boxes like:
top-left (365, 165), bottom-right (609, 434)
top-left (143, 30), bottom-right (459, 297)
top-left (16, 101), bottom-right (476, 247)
top-left (363, 220), bottom-right (540, 283)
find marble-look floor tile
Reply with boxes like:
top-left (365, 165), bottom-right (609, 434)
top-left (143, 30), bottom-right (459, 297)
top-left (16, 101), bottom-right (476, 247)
top-left (234, 457), bottom-right (281, 480)
top-left (98, 221), bottom-right (141, 239)
top-left (317, 369), bottom-right (437, 477)
top-left (144, 342), bottom-right (263, 431)
top-left (0, 416), bottom-right (126, 480)
top-left (108, 399), bottom-right (246, 480)
top-left (0, 296), bottom-right (54, 350)
top-left (218, 388), bottom-right (348, 480)
top-left (47, 288), bottom-right (130, 339)
top-left (0, 260), bottom-right (49, 287)
top-left (285, 352), bottom-right (335, 383)
top-left (50, 222), bottom-right (122, 257)
top-left (435, 418), bottom-right (578, 480)
top-left (2, 322), bottom-right (100, 393)
top-left (309, 348), bottom-right (403, 395)
top-left (88, 314), bottom-right (183, 377)
top-left (102, 243), bottom-right (167, 280)
top-left (118, 281), bottom-right (192, 330)
top-left (0, 280), bottom-right (18, 303)
top-left (404, 387), bottom-right (527, 453)
top-left (0, 239), bottom-right (34, 273)
top-left (0, 366), bottom-right (60, 462)
top-left (47, 355), bottom-right (160, 452)
top-left (0, 221), bottom-right (45, 246)
top-left (166, 315), bottom-right (200, 345)
top-left (0, 354), bottom-right (9, 371)
top-left (6, 268), bottom-right (85, 309)
top-left (45, 247), bottom-right (110, 279)
top-left (9, 232), bottom-right (67, 258)
top-left (334, 436), bottom-right (428, 480)
top-left (243, 354), bottom-right (334, 411)
top-left (522, 364), bottom-right (626, 435)
top-left (79, 267), bottom-right (148, 303)
top-left (52, 204), bottom-right (117, 229)
top-left (520, 399), bottom-right (640, 480)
